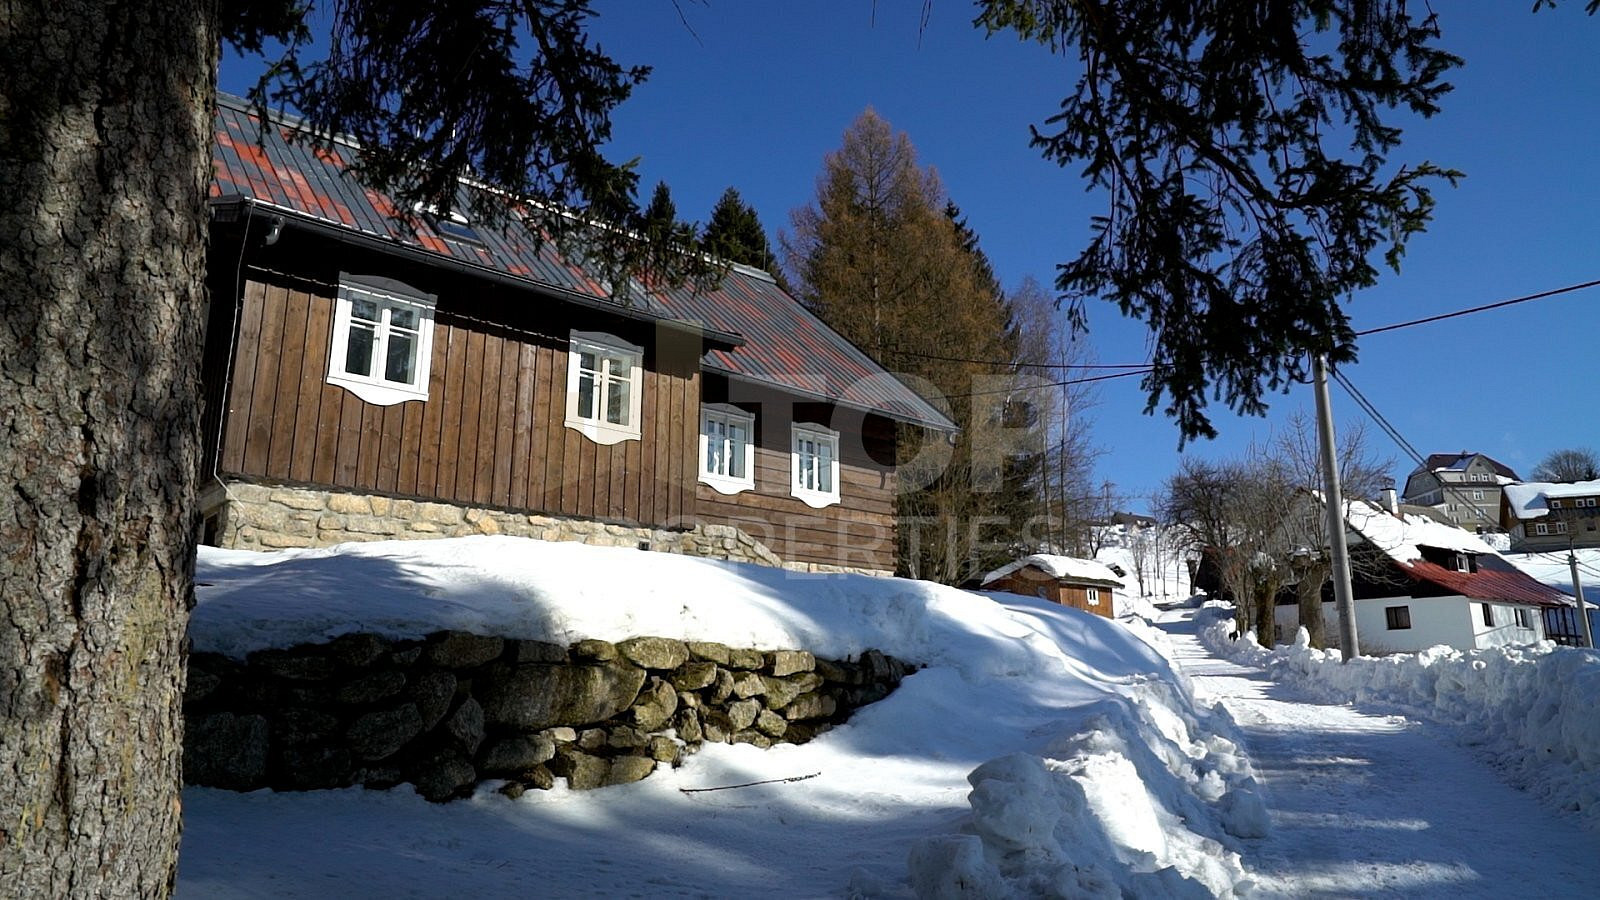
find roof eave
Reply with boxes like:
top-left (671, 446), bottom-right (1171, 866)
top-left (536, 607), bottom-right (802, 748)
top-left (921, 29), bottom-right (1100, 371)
top-left (705, 364), bottom-right (959, 433)
top-left (210, 195), bottom-right (747, 350)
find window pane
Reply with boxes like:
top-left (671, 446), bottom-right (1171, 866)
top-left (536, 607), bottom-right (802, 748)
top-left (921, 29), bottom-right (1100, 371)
top-left (389, 306), bottom-right (417, 331)
top-left (578, 350), bottom-right (599, 373)
top-left (606, 376), bottom-right (629, 425)
top-left (728, 423), bottom-right (747, 478)
top-left (606, 353), bottom-right (633, 378)
top-left (345, 321), bottom-right (375, 376)
top-left (385, 331), bottom-right (416, 384)
top-left (351, 297), bottom-right (380, 322)
top-left (577, 371), bottom-right (596, 419)
top-left (818, 440), bottom-right (834, 491)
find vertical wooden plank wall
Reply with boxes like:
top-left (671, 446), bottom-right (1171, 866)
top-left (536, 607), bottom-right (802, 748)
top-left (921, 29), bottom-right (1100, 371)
top-left (219, 279), bottom-right (697, 528)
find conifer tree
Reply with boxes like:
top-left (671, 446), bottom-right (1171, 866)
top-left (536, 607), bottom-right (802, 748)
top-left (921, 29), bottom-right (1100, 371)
top-left (702, 186), bottom-right (779, 274)
top-left (786, 109), bottom-right (1053, 582)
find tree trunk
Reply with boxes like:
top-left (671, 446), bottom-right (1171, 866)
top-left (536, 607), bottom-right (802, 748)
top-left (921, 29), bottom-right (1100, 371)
top-left (1296, 567), bottom-right (1330, 650)
top-left (0, 2), bottom-right (216, 895)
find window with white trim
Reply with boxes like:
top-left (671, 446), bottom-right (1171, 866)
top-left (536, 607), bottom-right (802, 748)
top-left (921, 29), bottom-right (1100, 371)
top-left (565, 332), bottom-right (643, 444)
top-left (699, 405), bottom-right (756, 495)
top-left (790, 423), bottom-right (840, 508)
top-left (1086, 586), bottom-right (1101, 606)
top-left (1536, 522), bottom-right (1549, 535)
top-left (326, 275), bottom-right (437, 405)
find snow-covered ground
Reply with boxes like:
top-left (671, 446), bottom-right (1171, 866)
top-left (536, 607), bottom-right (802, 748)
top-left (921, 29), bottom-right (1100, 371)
top-left (1505, 547), bottom-right (1600, 596)
top-left (179, 537), bottom-right (1261, 898)
top-left (177, 537), bottom-right (1600, 897)
top-left (1159, 608), bottom-right (1600, 897)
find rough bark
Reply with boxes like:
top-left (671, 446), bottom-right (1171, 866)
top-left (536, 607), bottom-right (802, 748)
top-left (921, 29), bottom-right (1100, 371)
top-left (0, 1), bottom-right (216, 895)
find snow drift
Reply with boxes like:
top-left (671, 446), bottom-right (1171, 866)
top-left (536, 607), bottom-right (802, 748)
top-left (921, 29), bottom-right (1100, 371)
top-left (1199, 606), bottom-right (1600, 830)
top-left (183, 538), bottom-right (1267, 897)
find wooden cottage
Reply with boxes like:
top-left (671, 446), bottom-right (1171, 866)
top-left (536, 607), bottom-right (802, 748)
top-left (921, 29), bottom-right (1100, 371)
top-left (197, 95), bottom-right (955, 575)
top-left (981, 555), bottom-right (1123, 618)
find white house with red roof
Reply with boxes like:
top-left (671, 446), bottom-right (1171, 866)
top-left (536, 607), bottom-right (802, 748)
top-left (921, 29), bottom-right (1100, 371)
top-left (1276, 498), bottom-right (1577, 653)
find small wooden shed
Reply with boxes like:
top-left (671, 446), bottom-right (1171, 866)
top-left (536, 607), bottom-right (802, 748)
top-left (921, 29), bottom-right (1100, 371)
top-left (981, 555), bottom-right (1123, 619)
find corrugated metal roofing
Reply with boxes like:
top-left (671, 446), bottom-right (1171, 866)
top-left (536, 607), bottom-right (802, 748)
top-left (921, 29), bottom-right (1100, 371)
top-left (209, 95), bottom-right (956, 431)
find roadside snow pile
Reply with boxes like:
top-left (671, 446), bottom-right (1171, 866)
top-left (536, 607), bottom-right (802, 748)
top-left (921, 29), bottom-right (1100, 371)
top-left (185, 538), bottom-right (1266, 897)
top-left (909, 680), bottom-right (1264, 898)
top-left (1198, 607), bottom-right (1600, 830)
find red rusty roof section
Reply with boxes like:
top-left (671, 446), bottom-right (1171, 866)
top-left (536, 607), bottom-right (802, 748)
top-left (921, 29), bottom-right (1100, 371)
top-left (1397, 555), bottom-right (1569, 608)
top-left (209, 95), bottom-right (953, 430)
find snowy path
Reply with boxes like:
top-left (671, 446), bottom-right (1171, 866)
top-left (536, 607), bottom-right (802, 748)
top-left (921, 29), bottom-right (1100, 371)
top-left (1156, 609), bottom-right (1600, 898)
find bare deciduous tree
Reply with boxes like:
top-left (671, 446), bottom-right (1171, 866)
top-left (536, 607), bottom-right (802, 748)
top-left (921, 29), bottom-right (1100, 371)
top-left (1531, 447), bottom-right (1600, 483)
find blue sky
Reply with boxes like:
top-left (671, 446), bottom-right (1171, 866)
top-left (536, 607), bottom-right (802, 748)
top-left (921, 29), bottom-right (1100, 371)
top-left (219, 4), bottom-right (1600, 514)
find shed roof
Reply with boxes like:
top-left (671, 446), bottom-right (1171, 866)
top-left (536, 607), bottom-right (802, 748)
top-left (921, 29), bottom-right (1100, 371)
top-left (981, 555), bottom-right (1123, 588)
top-left (208, 95), bottom-right (956, 431)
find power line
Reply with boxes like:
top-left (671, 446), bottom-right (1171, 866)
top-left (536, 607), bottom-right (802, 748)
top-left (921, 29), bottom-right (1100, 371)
top-left (1330, 369), bottom-right (1505, 533)
top-left (1355, 277), bottom-right (1600, 337)
top-left (957, 367), bottom-right (1155, 399)
top-left (880, 346), bottom-right (1157, 370)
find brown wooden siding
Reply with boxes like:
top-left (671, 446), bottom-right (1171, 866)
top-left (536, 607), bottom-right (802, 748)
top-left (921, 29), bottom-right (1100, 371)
top-left (217, 276), bottom-right (698, 527)
top-left (986, 567), bottom-right (1117, 619)
top-left (693, 387), bottom-right (900, 572)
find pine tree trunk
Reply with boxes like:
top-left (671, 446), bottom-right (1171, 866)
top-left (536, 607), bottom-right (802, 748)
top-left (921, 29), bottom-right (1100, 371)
top-left (0, 2), bottom-right (216, 894)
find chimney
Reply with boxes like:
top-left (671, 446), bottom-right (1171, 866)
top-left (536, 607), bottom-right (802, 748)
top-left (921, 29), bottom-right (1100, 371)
top-left (1381, 487), bottom-right (1400, 515)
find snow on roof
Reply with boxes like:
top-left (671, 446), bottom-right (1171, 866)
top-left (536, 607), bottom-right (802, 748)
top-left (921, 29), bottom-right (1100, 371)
top-left (1503, 480), bottom-right (1600, 521)
top-left (1343, 499), bottom-right (1496, 565)
top-left (1503, 483), bottom-right (1551, 521)
top-left (1542, 480), bottom-right (1600, 499)
top-left (981, 554), bottom-right (1123, 587)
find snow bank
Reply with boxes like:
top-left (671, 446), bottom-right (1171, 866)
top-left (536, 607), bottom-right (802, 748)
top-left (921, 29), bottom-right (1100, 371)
top-left (1199, 609), bottom-right (1600, 830)
top-left (909, 612), bottom-right (1264, 899)
top-left (196, 537), bottom-right (1045, 677)
top-left (186, 538), bottom-right (1268, 896)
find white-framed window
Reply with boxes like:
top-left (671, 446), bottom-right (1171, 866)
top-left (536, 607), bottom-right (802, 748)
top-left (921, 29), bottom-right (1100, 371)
top-left (1472, 489), bottom-right (1484, 501)
top-left (1086, 586), bottom-right (1101, 606)
top-left (1536, 522), bottom-right (1549, 535)
top-left (564, 331), bottom-right (643, 444)
top-left (790, 423), bottom-right (840, 509)
top-left (1556, 521), bottom-right (1569, 534)
top-left (699, 405), bottom-right (756, 495)
top-left (1515, 607), bottom-right (1533, 629)
top-left (326, 274), bottom-right (437, 406)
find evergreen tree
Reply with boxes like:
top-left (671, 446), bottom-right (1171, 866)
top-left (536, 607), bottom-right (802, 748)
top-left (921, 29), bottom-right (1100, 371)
top-left (2, 2), bottom-right (648, 893)
top-left (786, 109), bottom-right (1050, 583)
top-left (640, 180), bottom-right (678, 232)
top-left (702, 187), bottom-right (779, 273)
top-left (977, 1), bottom-right (1465, 443)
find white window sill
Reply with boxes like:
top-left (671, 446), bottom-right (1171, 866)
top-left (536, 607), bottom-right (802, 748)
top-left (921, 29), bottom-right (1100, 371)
top-left (791, 487), bottom-right (840, 509)
top-left (700, 472), bottom-right (755, 495)
top-left (564, 416), bottom-right (639, 445)
top-left (327, 372), bottom-right (428, 406)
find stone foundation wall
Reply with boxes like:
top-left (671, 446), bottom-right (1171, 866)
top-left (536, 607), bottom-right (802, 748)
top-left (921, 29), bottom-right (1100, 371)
top-left (204, 481), bottom-right (890, 576)
top-left (185, 631), bottom-right (913, 800)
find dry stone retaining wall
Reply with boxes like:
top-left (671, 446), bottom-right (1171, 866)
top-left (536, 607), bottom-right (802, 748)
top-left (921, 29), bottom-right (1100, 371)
top-left (184, 631), bottom-right (914, 801)
top-left (203, 481), bottom-right (888, 576)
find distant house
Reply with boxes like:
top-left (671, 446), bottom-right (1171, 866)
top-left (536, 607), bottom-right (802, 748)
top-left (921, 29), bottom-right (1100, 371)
top-left (1276, 499), bottom-right (1574, 652)
top-left (981, 555), bottom-right (1123, 619)
top-left (1501, 480), bottom-right (1600, 552)
top-left (197, 95), bottom-right (956, 575)
top-left (1400, 452), bottom-right (1520, 533)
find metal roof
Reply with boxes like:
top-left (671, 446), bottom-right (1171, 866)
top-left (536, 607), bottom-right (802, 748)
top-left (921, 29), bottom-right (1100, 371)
top-left (209, 95), bottom-right (956, 431)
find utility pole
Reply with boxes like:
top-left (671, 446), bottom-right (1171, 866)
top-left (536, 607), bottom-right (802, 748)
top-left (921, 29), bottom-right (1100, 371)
top-left (1568, 534), bottom-right (1593, 649)
top-left (1313, 354), bottom-right (1360, 661)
